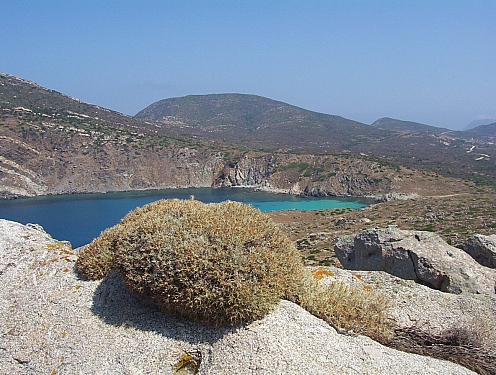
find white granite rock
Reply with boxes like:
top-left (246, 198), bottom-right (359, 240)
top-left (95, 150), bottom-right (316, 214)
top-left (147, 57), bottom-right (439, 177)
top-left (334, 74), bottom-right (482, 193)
top-left (335, 226), bottom-right (496, 294)
top-left (0, 219), bottom-right (477, 375)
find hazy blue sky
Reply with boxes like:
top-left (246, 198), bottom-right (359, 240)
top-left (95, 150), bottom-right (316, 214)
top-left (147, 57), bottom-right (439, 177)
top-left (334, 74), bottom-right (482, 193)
top-left (2, 1), bottom-right (495, 129)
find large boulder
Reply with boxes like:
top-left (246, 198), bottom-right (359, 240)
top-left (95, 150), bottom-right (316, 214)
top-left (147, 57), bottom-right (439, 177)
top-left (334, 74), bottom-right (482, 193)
top-left (0, 219), bottom-right (477, 375)
top-left (334, 226), bottom-right (496, 294)
top-left (462, 234), bottom-right (496, 268)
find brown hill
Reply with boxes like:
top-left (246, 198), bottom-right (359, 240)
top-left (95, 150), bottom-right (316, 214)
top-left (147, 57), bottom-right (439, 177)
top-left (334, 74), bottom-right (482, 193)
top-left (0, 73), bottom-right (224, 197)
top-left (455, 122), bottom-right (496, 142)
top-left (136, 94), bottom-right (392, 151)
top-left (136, 95), bottom-right (496, 186)
top-left (1, 72), bottom-right (494, 200)
top-left (1, 73), bottom-right (440, 199)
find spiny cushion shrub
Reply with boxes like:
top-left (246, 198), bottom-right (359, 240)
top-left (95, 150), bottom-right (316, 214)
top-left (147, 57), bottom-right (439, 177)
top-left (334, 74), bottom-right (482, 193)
top-left (77, 198), bottom-right (393, 339)
top-left (76, 198), bottom-right (306, 325)
top-left (75, 200), bottom-right (159, 280)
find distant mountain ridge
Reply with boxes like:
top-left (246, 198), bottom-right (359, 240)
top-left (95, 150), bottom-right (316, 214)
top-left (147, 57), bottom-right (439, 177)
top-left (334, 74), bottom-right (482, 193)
top-left (371, 116), bottom-right (496, 140)
top-left (371, 117), bottom-right (450, 134)
top-left (0, 73), bottom-right (432, 199)
top-left (136, 95), bottom-right (496, 185)
top-left (1, 72), bottom-right (496, 198)
top-left (453, 122), bottom-right (496, 141)
top-left (463, 119), bottom-right (496, 131)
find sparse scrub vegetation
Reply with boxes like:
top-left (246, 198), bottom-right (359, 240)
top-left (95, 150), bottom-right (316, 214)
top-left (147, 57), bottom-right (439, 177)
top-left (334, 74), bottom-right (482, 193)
top-left (271, 188), bottom-right (496, 265)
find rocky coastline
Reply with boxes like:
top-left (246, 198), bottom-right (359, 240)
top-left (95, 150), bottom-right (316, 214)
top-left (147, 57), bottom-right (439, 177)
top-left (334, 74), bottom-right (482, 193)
top-left (1, 147), bottom-right (449, 201)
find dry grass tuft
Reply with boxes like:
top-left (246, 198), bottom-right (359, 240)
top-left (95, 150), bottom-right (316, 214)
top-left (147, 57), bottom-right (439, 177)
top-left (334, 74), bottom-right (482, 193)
top-left (295, 271), bottom-right (394, 343)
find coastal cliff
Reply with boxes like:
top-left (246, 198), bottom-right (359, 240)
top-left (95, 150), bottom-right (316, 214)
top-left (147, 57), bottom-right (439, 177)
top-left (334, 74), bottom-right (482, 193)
top-left (1, 145), bottom-right (435, 199)
top-left (2, 73), bottom-right (492, 200)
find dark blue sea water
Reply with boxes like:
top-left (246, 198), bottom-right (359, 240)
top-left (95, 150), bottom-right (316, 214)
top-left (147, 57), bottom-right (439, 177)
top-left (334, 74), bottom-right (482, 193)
top-left (0, 188), bottom-right (368, 247)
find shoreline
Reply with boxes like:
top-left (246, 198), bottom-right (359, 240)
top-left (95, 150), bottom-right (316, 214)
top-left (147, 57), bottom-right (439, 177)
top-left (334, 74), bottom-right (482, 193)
top-left (1, 184), bottom-right (419, 203)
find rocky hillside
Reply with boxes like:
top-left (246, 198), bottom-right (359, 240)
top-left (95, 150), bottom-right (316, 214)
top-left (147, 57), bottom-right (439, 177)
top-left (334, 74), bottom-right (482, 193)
top-left (137, 95), bottom-right (496, 186)
top-left (0, 73), bottom-right (228, 197)
top-left (1, 73), bottom-right (469, 199)
top-left (464, 119), bottom-right (496, 131)
top-left (135, 94), bottom-right (393, 151)
top-left (454, 122), bottom-right (496, 142)
top-left (371, 117), bottom-right (450, 134)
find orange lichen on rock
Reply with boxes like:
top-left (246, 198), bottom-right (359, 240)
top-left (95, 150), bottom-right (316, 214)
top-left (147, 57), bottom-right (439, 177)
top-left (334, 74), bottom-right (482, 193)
top-left (311, 267), bottom-right (335, 281)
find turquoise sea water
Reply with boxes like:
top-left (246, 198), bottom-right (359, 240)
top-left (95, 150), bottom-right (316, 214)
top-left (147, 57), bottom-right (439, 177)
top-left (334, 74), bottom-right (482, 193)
top-left (0, 188), bottom-right (369, 247)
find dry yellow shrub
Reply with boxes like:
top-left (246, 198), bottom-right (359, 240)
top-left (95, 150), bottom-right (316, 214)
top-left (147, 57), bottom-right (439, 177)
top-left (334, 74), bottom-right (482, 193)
top-left (76, 198), bottom-right (392, 340)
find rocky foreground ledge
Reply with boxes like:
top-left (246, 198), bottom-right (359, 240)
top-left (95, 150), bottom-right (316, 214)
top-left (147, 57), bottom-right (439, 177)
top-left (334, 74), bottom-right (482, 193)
top-left (0, 219), bottom-right (491, 374)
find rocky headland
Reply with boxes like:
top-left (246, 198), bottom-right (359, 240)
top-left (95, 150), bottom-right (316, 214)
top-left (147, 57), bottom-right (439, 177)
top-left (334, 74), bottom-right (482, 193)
top-left (3, 72), bottom-right (494, 200)
top-left (0, 139), bottom-right (450, 201)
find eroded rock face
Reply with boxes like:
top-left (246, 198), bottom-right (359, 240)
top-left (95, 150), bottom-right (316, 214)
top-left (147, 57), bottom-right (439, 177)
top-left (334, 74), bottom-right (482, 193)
top-left (0, 219), bottom-right (477, 375)
top-left (335, 227), bottom-right (496, 294)
top-left (462, 234), bottom-right (496, 269)
top-left (215, 153), bottom-right (275, 187)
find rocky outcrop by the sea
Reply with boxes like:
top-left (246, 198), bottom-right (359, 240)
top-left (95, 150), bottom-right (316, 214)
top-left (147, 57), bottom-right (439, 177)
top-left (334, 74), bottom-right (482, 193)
top-left (0, 219), bottom-right (480, 374)
top-left (1, 146), bottom-right (421, 200)
top-left (334, 226), bottom-right (496, 294)
top-left (215, 153), bottom-right (275, 188)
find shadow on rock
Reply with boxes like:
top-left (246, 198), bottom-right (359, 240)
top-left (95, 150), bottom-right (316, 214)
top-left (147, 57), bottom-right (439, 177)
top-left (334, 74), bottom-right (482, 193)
top-left (91, 269), bottom-right (237, 345)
